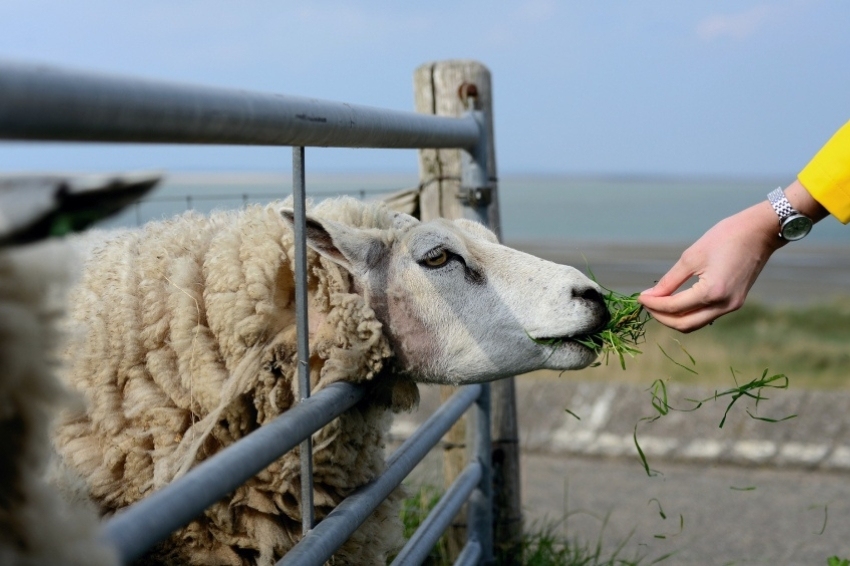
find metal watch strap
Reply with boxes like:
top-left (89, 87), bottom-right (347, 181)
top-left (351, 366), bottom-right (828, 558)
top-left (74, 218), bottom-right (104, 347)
top-left (767, 187), bottom-right (796, 219)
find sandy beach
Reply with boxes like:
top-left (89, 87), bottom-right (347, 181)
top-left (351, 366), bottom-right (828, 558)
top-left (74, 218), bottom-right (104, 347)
top-left (510, 239), bottom-right (850, 306)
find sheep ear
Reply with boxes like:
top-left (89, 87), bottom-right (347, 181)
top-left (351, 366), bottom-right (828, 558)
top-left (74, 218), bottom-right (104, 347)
top-left (279, 208), bottom-right (386, 277)
top-left (390, 211), bottom-right (419, 232)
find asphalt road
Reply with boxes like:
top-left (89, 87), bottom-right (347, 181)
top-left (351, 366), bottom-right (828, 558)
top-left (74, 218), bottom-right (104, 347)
top-left (398, 378), bottom-right (850, 565)
top-left (520, 453), bottom-right (850, 566)
top-left (405, 448), bottom-right (850, 565)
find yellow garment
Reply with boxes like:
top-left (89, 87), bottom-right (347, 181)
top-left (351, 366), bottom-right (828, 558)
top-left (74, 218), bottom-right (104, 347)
top-left (798, 120), bottom-right (850, 223)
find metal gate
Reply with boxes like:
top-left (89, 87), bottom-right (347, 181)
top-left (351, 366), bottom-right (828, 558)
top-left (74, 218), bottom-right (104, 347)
top-left (0, 61), bottom-right (496, 565)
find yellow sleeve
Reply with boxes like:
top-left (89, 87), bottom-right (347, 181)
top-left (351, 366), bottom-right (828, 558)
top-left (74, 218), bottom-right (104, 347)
top-left (798, 120), bottom-right (850, 224)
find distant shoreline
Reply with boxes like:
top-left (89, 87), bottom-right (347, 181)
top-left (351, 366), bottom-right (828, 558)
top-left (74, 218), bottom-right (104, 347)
top-left (511, 239), bottom-right (850, 306)
top-left (42, 169), bottom-right (844, 305)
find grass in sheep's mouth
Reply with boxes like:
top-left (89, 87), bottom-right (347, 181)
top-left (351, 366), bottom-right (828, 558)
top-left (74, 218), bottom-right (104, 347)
top-left (531, 285), bottom-right (649, 370)
top-left (578, 286), bottom-right (649, 370)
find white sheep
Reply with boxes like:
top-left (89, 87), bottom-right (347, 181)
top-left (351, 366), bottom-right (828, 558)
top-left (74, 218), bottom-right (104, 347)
top-left (52, 196), bottom-right (609, 564)
top-left (0, 241), bottom-right (117, 566)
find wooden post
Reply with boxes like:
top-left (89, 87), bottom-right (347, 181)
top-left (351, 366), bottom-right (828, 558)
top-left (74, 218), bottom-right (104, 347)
top-left (414, 60), bottom-right (523, 564)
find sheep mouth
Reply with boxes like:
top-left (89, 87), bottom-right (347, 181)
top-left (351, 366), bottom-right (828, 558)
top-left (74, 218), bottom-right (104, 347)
top-left (533, 332), bottom-right (603, 351)
top-left (531, 316), bottom-right (610, 351)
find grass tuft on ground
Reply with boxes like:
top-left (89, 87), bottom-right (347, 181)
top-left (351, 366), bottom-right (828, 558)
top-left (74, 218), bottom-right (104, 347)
top-left (396, 486), bottom-right (672, 566)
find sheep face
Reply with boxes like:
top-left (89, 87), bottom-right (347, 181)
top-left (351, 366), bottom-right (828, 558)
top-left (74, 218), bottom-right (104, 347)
top-left (282, 209), bottom-right (610, 385)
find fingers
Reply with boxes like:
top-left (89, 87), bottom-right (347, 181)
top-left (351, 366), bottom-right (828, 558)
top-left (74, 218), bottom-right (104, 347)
top-left (640, 275), bottom-right (739, 332)
top-left (639, 285), bottom-right (710, 316)
top-left (639, 290), bottom-right (706, 333)
top-left (644, 303), bottom-right (728, 333)
top-left (640, 258), bottom-right (695, 298)
top-left (638, 253), bottom-right (708, 319)
top-left (637, 204), bottom-right (776, 333)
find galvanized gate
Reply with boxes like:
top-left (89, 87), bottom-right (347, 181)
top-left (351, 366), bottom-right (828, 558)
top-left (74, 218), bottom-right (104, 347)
top-left (0, 61), bottom-right (498, 565)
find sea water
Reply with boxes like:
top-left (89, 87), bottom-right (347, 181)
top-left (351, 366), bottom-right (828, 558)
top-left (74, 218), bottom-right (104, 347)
top-left (100, 172), bottom-right (847, 247)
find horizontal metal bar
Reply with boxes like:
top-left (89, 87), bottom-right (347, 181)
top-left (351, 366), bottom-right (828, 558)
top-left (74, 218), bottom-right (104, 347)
top-left (0, 61), bottom-right (480, 149)
top-left (138, 187), bottom-right (395, 203)
top-left (278, 383), bottom-right (483, 566)
top-left (453, 539), bottom-right (482, 566)
top-left (99, 381), bottom-right (366, 564)
top-left (390, 462), bottom-right (482, 566)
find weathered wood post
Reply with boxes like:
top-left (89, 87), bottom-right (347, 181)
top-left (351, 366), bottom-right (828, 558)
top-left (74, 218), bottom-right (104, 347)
top-left (414, 59), bottom-right (523, 564)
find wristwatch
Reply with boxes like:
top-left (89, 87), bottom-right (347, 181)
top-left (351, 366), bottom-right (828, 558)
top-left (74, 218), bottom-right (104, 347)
top-left (767, 187), bottom-right (813, 241)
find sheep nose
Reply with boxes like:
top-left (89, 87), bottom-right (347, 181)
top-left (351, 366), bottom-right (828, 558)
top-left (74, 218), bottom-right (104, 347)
top-left (573, 285), bottom-right (611, 326)
top-left (573, 285), bottom-right (603, 305)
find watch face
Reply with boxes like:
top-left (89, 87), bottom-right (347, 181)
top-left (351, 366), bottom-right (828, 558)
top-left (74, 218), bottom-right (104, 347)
top-left (781, 215), bottom-right (813, 241)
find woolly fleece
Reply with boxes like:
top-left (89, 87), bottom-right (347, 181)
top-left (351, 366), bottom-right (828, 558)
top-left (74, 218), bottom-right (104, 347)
top-left (54, 197), bottom-right (420, 565)
top-left (0, 241), bottom-right (117, 566)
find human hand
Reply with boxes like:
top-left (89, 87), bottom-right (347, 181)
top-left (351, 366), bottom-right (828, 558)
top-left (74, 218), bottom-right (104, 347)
top-left (638, 201), bottom-right (783, 332)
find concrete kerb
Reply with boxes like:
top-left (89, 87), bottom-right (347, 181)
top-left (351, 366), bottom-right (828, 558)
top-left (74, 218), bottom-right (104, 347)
top-left (391, 378), bottom-right (850, 472)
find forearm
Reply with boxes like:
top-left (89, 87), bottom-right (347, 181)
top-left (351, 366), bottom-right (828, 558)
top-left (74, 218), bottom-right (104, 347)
top-left (748, 179), bottom-right (828, 254)
top-left (639, 121), bottom-right (847, 333)
top-left (637, 180), bottom-right (825, 333)
top-left (737, 179), bottom-right (825, 256)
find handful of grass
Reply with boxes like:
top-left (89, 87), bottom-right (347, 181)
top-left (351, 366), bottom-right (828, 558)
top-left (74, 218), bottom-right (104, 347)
top-left (576, 287), bottom-right (650, 370)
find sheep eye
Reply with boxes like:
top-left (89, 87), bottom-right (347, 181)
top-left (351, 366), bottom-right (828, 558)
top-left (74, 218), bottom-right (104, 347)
top-left (423, 250), bottom-right (449, 267)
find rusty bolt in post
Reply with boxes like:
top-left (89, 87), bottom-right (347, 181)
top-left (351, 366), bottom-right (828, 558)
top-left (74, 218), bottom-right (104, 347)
top-left (458, 82), bottom-right (479, 110)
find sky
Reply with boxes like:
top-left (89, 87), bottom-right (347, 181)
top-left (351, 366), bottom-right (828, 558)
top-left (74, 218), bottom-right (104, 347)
top-left (0, 0), bottom-right (848, 178)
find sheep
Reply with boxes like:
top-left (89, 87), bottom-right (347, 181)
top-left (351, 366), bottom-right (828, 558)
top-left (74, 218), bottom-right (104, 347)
top-left (52, 196), bottom-right (609, 565)
top-left (0, 240), bottom-right (118, 566)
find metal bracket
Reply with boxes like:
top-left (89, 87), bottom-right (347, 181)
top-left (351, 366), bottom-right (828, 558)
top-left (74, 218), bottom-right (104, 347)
top-left (458, 186), bottom-right (492, 207)
top-left (458, 103), bottom-right (491, 219)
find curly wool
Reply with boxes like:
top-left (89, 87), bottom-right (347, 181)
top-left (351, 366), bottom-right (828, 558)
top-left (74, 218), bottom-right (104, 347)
top-left (0, 241), bottom-right (117, 566)
top-left (53, 197), bottom-right (420, 565)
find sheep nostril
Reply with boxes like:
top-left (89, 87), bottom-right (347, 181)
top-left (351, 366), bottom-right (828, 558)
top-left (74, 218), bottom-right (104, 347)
top-left (574, 286), bottom-right (604, 305)
top-left (574, 286), bottom-right (611, 327)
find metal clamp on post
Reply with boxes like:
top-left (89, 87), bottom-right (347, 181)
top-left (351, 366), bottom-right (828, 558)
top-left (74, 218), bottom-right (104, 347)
top-left (459, 186), bottom-right (492, 207)
top-left (458, 105), bottom-right (491, 224)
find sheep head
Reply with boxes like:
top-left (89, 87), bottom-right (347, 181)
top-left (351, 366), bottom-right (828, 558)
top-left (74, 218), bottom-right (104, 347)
top-left (280, 208), bottom-right (609, 385)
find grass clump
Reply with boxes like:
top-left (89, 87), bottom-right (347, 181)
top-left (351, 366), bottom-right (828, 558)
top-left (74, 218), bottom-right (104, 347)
top-left (576, 287), bottom-right (650, 370)
top-left (530, 285), bottom-right (650, 370)
top-left (521, 522), bottom-right (671, 566)
top-left (396, 485), bottom-right (451, 564)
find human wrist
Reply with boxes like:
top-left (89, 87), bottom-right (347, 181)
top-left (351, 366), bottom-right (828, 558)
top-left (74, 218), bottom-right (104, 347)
top-left (742, 200), bottom-right (787, 253)
top-left (785, 179), bottom-right (829, 222)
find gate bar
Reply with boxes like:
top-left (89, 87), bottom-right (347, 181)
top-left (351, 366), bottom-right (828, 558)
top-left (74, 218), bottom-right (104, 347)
top-left (291, 146), bottom-right (314, 534)
top-left (390, 461), bottom-right (482, 566)
top-left (0, 62), bottom-right (480, 149)
top-left (99, 381), bottom-right (366, 564)
top-left (278, 384), bottom-right (482, 566)
top-left (453, 540), bottom-right (482, 566)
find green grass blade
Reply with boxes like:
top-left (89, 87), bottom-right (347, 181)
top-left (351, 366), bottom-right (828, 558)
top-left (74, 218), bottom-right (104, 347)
top-left (657, 344), bottom-right (698, 375)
